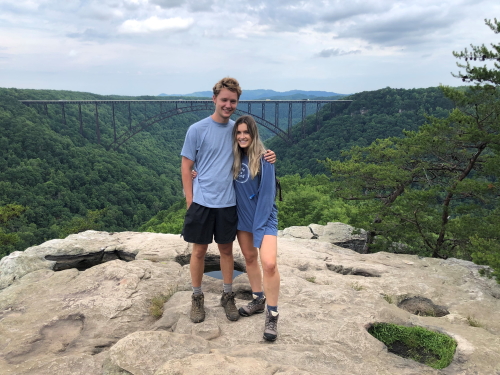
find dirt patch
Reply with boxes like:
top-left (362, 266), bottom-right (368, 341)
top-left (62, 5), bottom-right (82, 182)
top-left (388, 340), bottom-right (440, 364)
top-left (398, 296), bottom-right (449, 317)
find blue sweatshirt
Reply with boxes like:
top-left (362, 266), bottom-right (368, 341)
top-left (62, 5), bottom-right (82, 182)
top-left (234, 154), bottom-right (278, 248)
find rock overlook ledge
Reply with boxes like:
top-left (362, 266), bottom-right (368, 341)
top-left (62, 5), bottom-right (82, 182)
top-left (0, 223), bottom-right (499, 375)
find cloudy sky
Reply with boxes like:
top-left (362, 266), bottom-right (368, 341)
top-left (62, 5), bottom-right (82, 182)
top-left (1, 0), bottom-right (498, 96)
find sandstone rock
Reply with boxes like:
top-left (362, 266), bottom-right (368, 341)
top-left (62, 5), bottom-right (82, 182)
top-left (280, 222), bottom-right (368, 253)
top-left (0, 250), bottom-right (55, 290)
top-left (154, 352), bottom-right (312, 375)
top-left (0, 228), bottom-right (499, 375)
top-left (0, 231), bottom-right (189, 291)
top-left (282, 226), bottom-right (315, 239)
top-left (0, 257), bottom-right (190, 374)
top-left (109, 331), bottom-right (210, 375)
top-left (311, 222), bottom-right (367, 252)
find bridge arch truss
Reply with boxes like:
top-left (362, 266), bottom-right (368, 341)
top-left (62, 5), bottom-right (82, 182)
top-left (20, 99), bottom-right (352, 150)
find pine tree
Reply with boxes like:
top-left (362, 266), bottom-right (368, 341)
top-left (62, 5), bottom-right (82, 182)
top-left (325, 19), bottom-right (500, 281)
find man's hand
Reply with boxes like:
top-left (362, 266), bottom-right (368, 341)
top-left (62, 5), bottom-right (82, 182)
top-left (264, 149), bottom-right (276, 164)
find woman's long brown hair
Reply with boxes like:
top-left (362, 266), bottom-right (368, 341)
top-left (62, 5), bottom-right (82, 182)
top-left (232, 115), bottom-right (266, 179)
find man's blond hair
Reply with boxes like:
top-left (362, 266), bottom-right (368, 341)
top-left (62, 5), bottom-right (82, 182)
top-left (213, 77), bottom-right (242, 99)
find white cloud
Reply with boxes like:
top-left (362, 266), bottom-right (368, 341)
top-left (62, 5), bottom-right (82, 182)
top-left (316, 48), bottom-right (361, 58)
top-left (1, 0), bottom-right (500, 95)
top-left (118, 16), bottom-right (194, 34)
top-left (229, 21), bottom-right (270, 39)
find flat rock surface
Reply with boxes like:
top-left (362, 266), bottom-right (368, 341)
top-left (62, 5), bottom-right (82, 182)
top-left (0, 229), bottom-right (499, 374)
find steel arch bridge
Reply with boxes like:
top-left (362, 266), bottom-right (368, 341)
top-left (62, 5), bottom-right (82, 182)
top-left (20, 99), bottom-right (352, 151)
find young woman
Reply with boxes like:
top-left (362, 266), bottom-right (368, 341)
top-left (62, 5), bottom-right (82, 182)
top-left (232, 115), bottom-right (280, 341)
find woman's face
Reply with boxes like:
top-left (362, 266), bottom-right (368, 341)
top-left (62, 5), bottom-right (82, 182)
top-left (236, 122), bottom-right (253, 149)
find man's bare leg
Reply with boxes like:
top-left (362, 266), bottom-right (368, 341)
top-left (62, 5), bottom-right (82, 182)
top-left (190, 243), bottom-right (208, 287)
top-left (217, 242), bottom-right (234, 284)
top-left (189, 243), bottom-right (208, 323)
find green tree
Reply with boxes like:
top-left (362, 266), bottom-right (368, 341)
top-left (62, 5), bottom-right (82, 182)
top-left (0, 204), bottom-right (27, 256)
top-left (140, 199), bottom-right (186, 234)
top-left (275, 174), bottom-right (355, 229)
top-left (59, 209), bottom-right (107, 237)
top-left (325, 19), bottom-right (500, 281)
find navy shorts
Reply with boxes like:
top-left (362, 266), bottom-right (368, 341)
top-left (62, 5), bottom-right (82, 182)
top-left (182, 203), bottom-right (237, 244)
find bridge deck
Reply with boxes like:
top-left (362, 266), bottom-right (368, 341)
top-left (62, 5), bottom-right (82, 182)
top-left (20, 99), bottom-right (351, 104)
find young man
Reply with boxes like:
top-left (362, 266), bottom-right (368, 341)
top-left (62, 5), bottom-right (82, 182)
top-left (180, 77), bottom-right (275, 323)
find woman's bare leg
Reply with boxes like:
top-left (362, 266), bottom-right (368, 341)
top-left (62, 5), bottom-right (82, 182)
top-left (260, 235), bottom-right (280, 306)
top-left (237, 230), bottom-right (262, 293)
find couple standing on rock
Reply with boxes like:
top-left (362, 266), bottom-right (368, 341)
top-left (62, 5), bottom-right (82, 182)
top-left (180, 77), bottom-right (281, 341)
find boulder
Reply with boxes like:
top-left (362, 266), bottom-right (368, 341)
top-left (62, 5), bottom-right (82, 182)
top-left (0, 228), bottom-right (498, 374)
top-left (281, 226), bottom-right (316, 239)
top-left (109, 331), bottom-right (210, 375)
top-left (154, 352), bottom-right (311, 375)
top-left (280, 222), bottom-right (367, 253)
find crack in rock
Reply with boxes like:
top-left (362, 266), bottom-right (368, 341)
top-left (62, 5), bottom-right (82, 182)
top-left (326, 263), bottom-right (381, 277)
top-left (45, 250), bottom-right (136, 271)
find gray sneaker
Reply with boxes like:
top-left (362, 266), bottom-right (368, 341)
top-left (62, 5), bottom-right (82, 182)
top-left (220, 291), bottom-right (240, 321)
top-left (239, 294), bottom-right (266, 317)
top-left (190, 293), bottom-right (205, 323)
top-left (263, 309), bottom-right (279, 341)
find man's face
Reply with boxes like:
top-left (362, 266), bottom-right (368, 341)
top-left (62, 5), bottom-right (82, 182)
top-left (212, 88), bottom-right (238, 123)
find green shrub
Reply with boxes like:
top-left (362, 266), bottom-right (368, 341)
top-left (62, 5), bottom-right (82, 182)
top-left (368, 323), bottom-right (456, 369)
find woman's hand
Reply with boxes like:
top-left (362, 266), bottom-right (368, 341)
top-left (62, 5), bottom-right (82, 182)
top-left (191, 170), bottom-right (198, 179)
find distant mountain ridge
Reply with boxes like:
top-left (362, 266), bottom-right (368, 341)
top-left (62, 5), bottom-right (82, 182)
top-left (158, 89), bottom-right (348, 100)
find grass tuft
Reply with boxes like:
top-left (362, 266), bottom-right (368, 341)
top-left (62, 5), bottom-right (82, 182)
top-left (368, 323), bottom-right (456, 369)
top-left (149, 286), bottom-right (178, 319)
top-left (350, 282), bottom-right (364, 291)
top-left (382, 294), bottom-right (394, 304)
top-left (466, 315), bottom-right (482, 328)
top-left (305, 277), bottom-right (316, 283)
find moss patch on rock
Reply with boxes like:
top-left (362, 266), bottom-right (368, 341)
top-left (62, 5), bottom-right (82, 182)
top-left (368, 323), bottom-right (457, 369)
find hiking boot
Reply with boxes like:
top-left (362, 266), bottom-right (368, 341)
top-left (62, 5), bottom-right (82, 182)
top-left (239, 294), bottom-right (266, 317)
top-left (190, 293), bottom-right (205, 323)
top-left (220, 291), bottom-right (239, 321)
top-left (263, 309), bottom-right (279, 341)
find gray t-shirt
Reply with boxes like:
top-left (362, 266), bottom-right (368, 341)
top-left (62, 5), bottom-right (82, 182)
top-left (181, 116), bottom-right (236, 208)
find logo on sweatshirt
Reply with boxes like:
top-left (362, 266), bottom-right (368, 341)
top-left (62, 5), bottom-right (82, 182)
top-left (236, 163), bottom-right (249, 183)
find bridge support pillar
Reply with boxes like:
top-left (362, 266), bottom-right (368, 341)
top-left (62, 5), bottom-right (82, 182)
top-left (95, 103), bottom-right (100, 145)
top-left (112, 102), bottom-right (116, 144)
top-left (78, 104), bottom-right (83, 135)
top-left (61, 103), bottom-right (66, 126)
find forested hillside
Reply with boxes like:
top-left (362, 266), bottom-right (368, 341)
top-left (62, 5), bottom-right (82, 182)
top-left (0, 88), bottom-right (208, 256)
top-left (266, 87), bottom-right (455, 176)
top-left (0, 85), bottom-right (475, 262)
